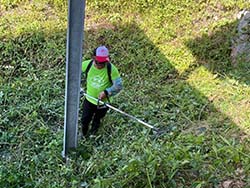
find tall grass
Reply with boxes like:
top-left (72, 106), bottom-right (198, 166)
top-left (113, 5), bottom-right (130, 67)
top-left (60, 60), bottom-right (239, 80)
top-left (1, 0), bottom-right (250, 187)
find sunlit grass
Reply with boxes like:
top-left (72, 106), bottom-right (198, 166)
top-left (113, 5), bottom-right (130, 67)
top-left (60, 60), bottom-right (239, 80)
top-left (1, 0), bottom-right (250, 187)
top-left (187, 66), bottom-right (250, 132)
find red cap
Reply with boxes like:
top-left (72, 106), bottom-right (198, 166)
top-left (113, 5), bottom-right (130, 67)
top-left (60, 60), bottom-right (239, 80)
top-left (95, 46), bottom-right (110, 63)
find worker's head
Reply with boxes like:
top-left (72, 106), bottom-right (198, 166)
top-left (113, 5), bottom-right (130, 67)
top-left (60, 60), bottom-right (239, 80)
top-left (93, 46), bottom-right (110, 68)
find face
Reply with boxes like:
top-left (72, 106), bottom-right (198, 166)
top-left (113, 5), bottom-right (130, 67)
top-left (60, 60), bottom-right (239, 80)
top-left (94, 60), bottom-right (107, 69)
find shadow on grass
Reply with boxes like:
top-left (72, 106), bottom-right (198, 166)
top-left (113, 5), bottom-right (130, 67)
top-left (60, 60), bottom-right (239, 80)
top-left (185, 21), bottom-right (250, 86)
top-left (83, 21), bottom-right (245, 134)
top-left (1, 18), bottom-right (249, 187)
top-left (1, 20), bottom-right (244, 136)
top-left (78, 21), bottom-right (249, 187)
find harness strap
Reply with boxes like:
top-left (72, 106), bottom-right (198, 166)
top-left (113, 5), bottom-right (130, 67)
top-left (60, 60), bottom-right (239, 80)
top-left (85, 60), bottom-right (113, 84)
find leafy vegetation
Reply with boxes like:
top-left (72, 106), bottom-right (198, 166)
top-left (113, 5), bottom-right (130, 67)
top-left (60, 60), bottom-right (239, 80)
top-left (1, 0), bottom-right (250, 187)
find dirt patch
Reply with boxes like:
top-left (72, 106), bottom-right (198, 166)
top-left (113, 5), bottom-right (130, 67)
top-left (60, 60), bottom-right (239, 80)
top-left (86, 16), bottom-right (116, 31)
top-left (182, 121), bottom-right (210, 135)
top-left (219, 180), bottom-right (246, 188)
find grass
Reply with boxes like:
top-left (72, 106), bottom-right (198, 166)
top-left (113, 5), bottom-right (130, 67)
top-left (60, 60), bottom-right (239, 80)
top-left (1, 0), bottom-right (250, 187)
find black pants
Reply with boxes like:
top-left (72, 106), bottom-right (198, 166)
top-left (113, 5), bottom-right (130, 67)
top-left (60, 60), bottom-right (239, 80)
top-left (81, 99), bottom-right (109, 136)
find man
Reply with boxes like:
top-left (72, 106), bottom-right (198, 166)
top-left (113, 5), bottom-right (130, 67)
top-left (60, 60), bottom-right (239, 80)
top-left (81, 46), bottom-right (122, 136)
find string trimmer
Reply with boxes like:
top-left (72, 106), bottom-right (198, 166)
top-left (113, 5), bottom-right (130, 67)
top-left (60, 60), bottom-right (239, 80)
top-left (81, 91), bottom-right (160, 133)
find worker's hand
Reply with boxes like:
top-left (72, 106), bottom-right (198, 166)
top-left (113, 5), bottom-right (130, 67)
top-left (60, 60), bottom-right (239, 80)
top-left (98, 91), bottom-right (106, 100)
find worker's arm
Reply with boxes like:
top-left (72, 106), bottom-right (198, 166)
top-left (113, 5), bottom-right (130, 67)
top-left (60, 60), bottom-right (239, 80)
top-left (98, 77), bottom-right (123, 100)
top-left (106, 77), bottom-right (123, 96)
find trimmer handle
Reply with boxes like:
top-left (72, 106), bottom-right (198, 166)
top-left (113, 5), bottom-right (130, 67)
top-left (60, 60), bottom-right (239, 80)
top-left (97, 98), bottom-right (108, 109)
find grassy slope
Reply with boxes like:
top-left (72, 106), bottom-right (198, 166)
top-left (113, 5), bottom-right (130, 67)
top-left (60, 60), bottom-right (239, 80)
top-left (1, 0), bottom-right (250, 187)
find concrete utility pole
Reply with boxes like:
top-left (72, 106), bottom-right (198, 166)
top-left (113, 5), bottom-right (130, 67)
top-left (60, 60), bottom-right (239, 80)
top-left (62, 0), bottom-right (86, 159)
